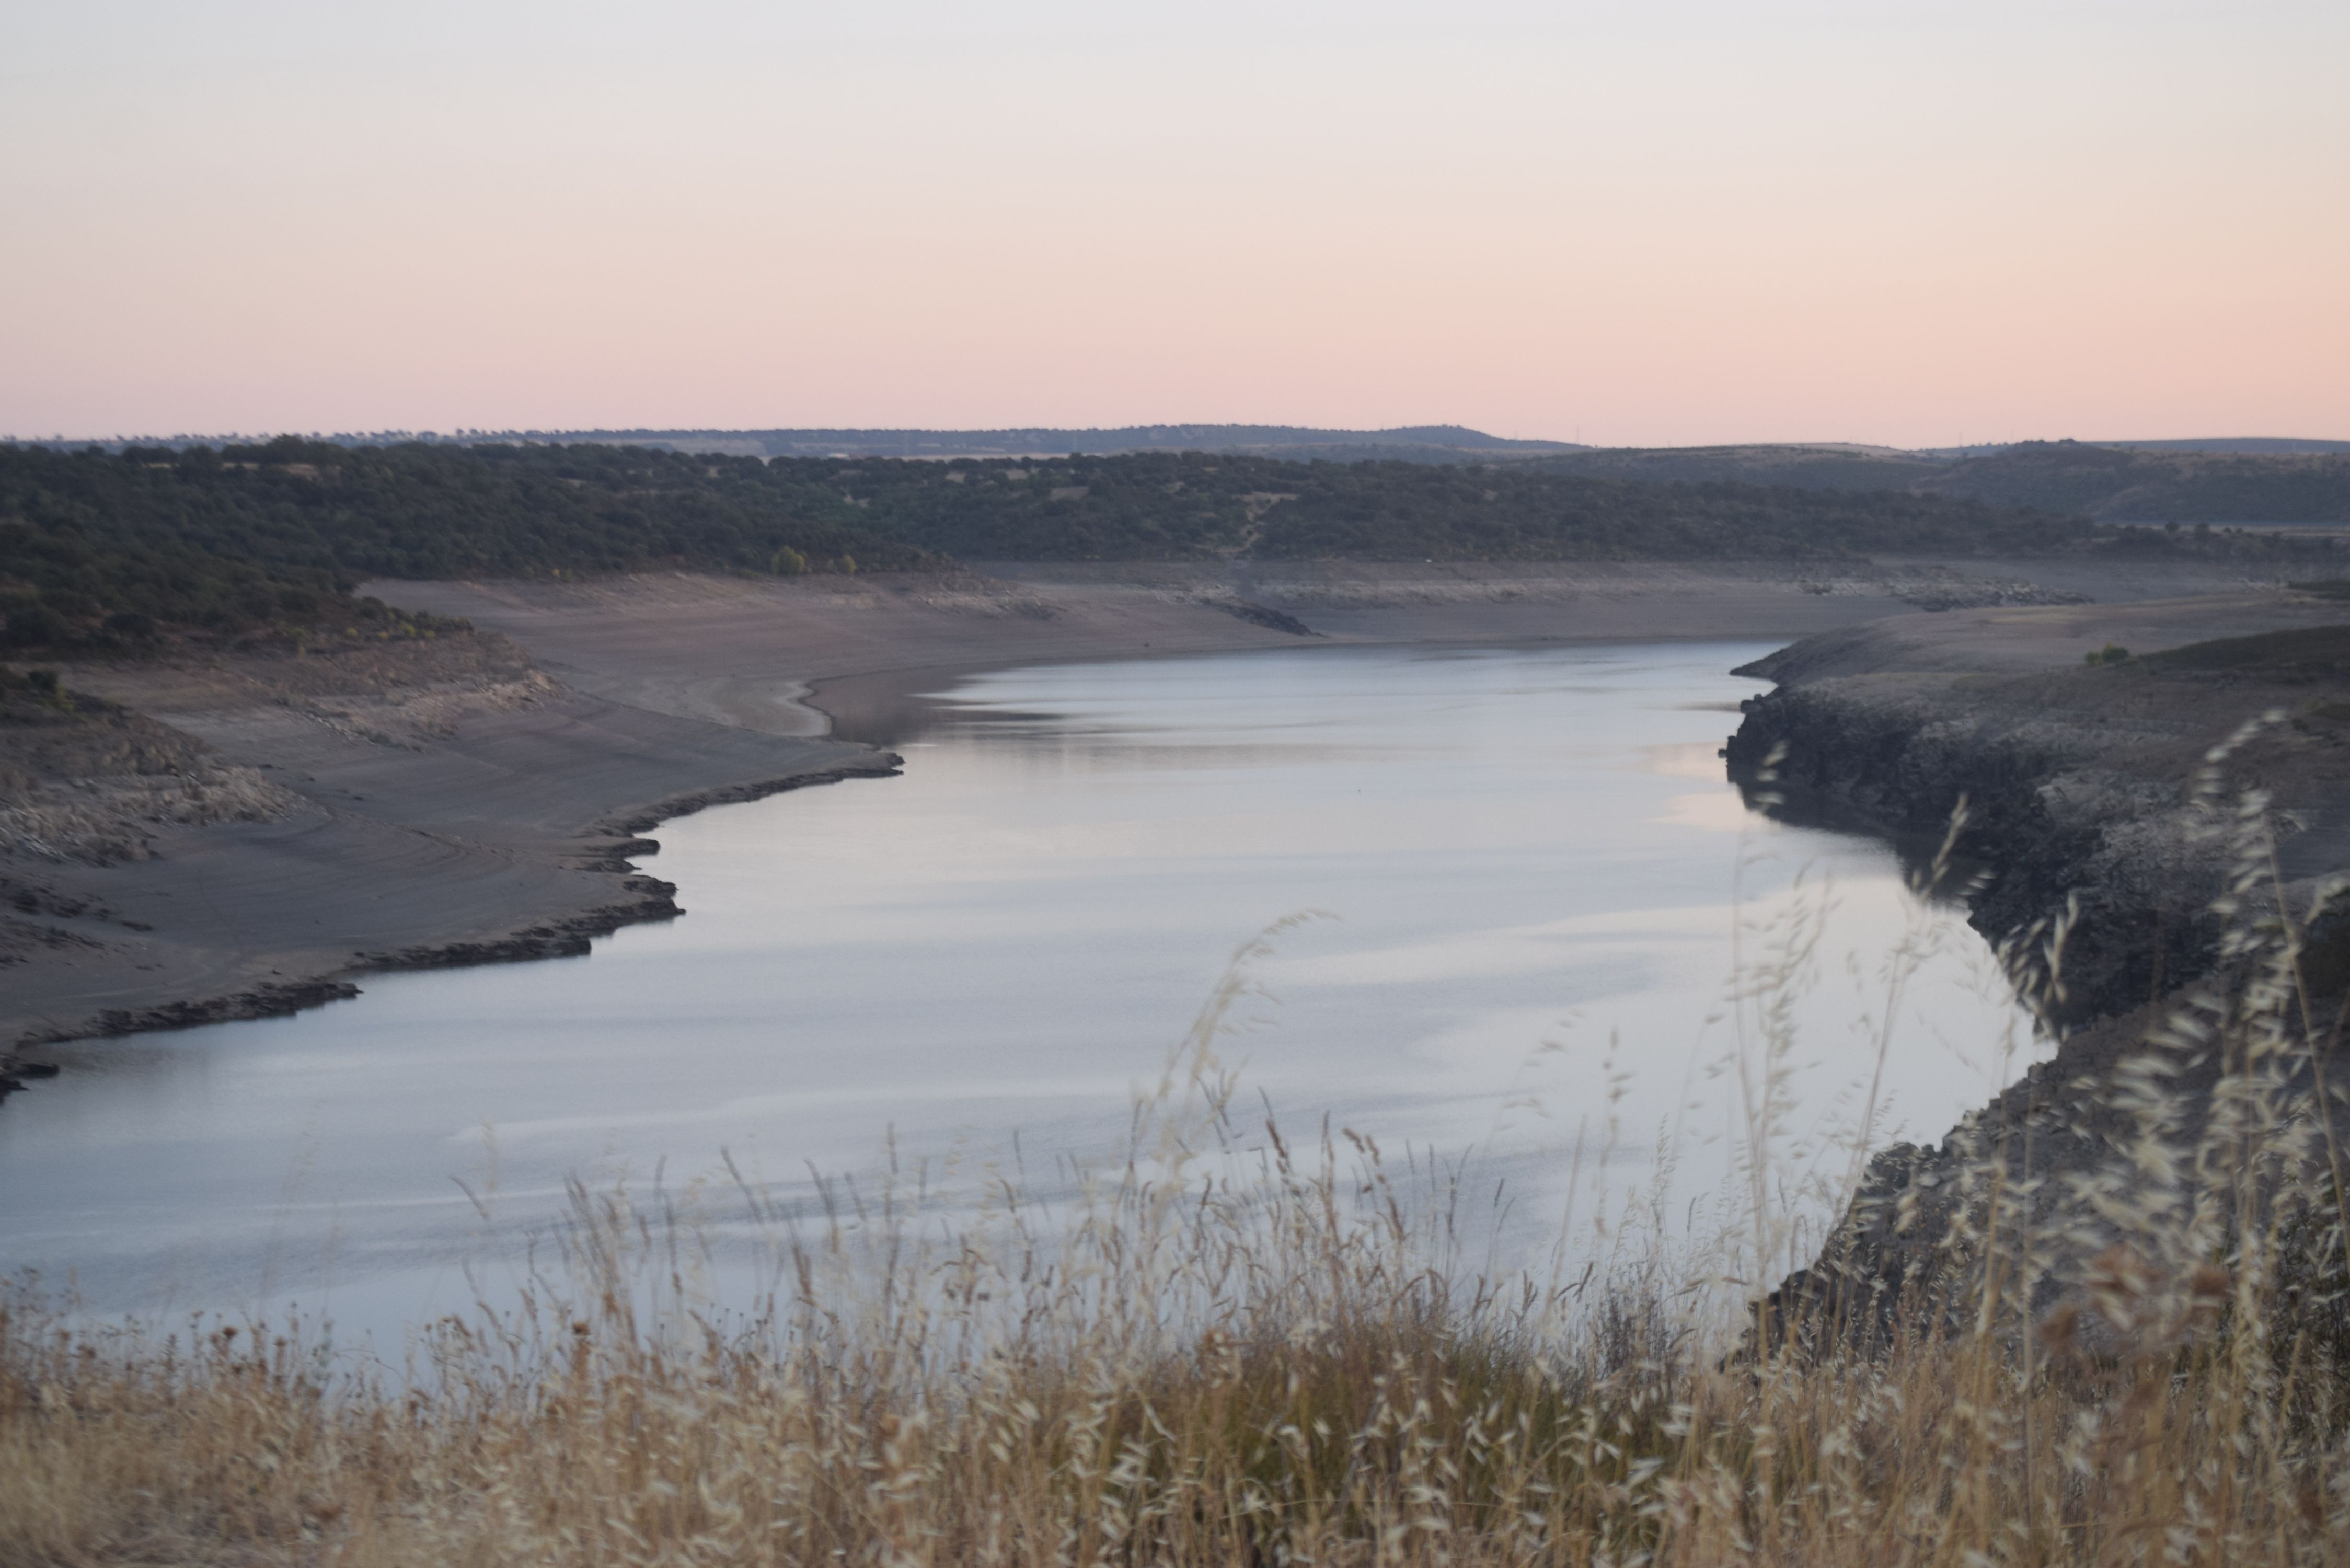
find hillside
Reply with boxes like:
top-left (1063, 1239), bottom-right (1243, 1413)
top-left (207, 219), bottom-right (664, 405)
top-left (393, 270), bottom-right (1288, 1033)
top-left (0, 440), bottom-right (935, 652)
top-left (1525, 443), bottom-right (1944, 492)
top-left (845, 450), bottom-right (2075, 562)
top-left (37, 427), bottom-right (2348, 522)
top-left (1917, 440), bottom-right (2350, 522)
top-left (7, 437), bottom-right (2336, 654)
top-left (1530, 439), bottom-right (2350, 523)
top-left (499, 423), bottom-right (1587, 463)
top-left (2101, 437), bottom-right (2350, 456)
top-left (41, 424), bottom-right (1589, 465)
top-left (750, 450), bottom-right (2350, 566)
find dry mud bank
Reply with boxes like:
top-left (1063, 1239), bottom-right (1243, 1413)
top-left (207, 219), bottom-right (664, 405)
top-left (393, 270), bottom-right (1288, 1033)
top-left (383, 556), bottom-right (2265, 740)
top-left (1, 631), bottom-right (893, 1080)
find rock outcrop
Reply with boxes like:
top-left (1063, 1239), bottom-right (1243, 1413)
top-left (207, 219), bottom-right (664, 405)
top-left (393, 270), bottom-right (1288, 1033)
top-left (1725, 597), bottom-right (2350, 1343)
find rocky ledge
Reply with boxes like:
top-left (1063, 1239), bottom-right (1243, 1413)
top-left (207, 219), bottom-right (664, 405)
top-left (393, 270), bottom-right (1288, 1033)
top-left (1725, 624), bottom-right (2350, 1029)
top-left (1724, 602), bottom-right (2350, 1345)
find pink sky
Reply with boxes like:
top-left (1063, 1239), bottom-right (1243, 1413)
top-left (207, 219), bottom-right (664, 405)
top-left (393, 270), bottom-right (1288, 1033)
top-left (5, 2), bottom-right (2344, 447)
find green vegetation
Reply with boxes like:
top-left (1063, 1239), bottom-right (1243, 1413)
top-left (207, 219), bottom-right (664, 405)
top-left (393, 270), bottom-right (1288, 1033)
top-left (2142, 622), bottom-right (2350, 679)
top-left (2086, 641), bottom-right (2133, 665)
top-left (1925, 440), bottom-right (2350, 522)
top-left (760, 449), bottom-right (2099, 561)
top-left (1527, 439), bottom-right (2350, 523)
top-left (1526, 442), bottom-right (1945, 492)
top-left (464, 421), bottom-right (1583, 462)
top-left (789, 450), bottom-right (2349, 563)
top-left (0, 439), bottom-right (934, 651)
top-left (0, 664), bottom-right (69, 711)
top-left (0, 478), bottom-right (365, 652)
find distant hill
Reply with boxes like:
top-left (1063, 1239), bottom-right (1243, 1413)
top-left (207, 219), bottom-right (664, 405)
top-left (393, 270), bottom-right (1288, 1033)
top-left (2094, 438), bottom-right (2350, 456)
top-left (352, 424), bottom-right (1589, 465)
top-left (22, 425), bottom-right (2347, 523)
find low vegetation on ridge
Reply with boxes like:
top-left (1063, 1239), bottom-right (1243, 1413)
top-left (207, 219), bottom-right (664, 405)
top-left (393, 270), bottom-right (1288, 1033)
top-left (0, 440), bottom-right (935, 652)
top-left (1526, 439), bottom-right (2350, 523)
top-left (840, 448), bottom-right (2089, 561)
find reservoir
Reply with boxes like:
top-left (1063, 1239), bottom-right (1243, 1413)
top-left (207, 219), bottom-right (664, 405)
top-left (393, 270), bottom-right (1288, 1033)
top-left (0, 642), bottom-right (2036, 1336)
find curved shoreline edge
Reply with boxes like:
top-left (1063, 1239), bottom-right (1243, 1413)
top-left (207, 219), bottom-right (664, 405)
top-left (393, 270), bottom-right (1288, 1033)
top-left (0, 557), bottom-right (2301, 1109)
top-left (3, 752), bottom-right (903, 1081)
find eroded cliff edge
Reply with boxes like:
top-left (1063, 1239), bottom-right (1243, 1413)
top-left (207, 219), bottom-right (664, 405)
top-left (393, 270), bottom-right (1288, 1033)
top-left (1726, 590), bottom-right (2350, 1024)
top-left (1723, 587), bottom-right (2350, 1335)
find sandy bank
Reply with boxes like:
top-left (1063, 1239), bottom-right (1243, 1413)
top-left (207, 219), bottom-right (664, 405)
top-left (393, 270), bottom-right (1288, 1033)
top-left (382, 557), bottom-right (2270, 742)
top-left (2, 636), bottom-right (895, 1066)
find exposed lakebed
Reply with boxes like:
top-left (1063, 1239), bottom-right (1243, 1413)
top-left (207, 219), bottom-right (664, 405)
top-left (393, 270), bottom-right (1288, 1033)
top-left (1, 643), bottom-right (2038, 1336)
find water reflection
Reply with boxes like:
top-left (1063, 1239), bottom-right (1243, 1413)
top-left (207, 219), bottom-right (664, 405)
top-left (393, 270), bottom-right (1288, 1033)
top-left (0, 643), bottom-right (2038, 1341)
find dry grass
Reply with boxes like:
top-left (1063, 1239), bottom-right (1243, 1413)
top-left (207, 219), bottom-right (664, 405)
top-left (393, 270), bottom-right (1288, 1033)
top-left (7, 1156), bottom-right (2348, 1566)
top-left (9, 740), bottom-right (2350, 1564)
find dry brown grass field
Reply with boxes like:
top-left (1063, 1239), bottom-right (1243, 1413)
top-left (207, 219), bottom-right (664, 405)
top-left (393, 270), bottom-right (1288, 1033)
top-left (8, 746), bottom-right (2350, 1566)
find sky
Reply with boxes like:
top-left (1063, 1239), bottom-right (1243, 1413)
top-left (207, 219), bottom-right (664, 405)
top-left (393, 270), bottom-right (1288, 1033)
top-left (4, 1), bottom-right (2345, 447)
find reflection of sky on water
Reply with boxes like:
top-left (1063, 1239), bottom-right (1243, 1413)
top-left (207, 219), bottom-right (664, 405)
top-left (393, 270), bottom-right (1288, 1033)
top-left (0, 643), bottom-right (2040, 1342)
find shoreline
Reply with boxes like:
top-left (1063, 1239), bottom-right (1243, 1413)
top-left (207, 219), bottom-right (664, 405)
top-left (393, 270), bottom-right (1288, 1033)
top-left (4, 745), bottom-right (904, 1071)
top-left (2, 555), bottom-right (2292, 1098)
top-left (1722, 585), bottom-right (2350, 1320)
top-left (383, 555), bottom-right (2280, 747)
top-left (0, 641), bottom-right (906, 1083)
top-left (1726, 584), bottom-right (2350, 1024)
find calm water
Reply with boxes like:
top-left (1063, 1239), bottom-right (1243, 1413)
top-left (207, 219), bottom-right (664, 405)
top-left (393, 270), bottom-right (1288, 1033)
top-left (0, 643), bottom-right (2036, 1335)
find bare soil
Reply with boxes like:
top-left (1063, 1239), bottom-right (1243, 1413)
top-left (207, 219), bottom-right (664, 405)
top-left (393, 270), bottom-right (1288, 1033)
top-left (1, 630), bottom-right (884, 1062)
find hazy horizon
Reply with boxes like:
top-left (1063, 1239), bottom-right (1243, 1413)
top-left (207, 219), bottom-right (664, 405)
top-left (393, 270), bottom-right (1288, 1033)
top-left (7, 2), bottom-right (2344, 447)
top-left (15, 425), bottom-right (2347, 457)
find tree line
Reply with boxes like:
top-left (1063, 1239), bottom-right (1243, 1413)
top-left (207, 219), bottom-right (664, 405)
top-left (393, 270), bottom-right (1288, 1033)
top-left (2, 437), bottom-right (2326, 653)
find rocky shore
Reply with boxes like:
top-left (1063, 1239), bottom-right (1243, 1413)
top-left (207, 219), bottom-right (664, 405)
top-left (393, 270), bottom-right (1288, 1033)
top-left (1726, 589), bottom-right (2350, 1023)
top-left (1724, 586), bottom-right (2350, 1336)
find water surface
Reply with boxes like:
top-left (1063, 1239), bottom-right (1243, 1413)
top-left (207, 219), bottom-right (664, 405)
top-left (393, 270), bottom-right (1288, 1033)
top-left (0, 643), bottom-right (2035, 1334)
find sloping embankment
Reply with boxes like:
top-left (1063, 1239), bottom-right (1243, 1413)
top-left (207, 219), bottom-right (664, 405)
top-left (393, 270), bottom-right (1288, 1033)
top-left (1723, 592), bottom-right (2350, 1334)
top-left (0, 631), bottom-right (900, 1093)
top-left (1725, 593), bottom-right (2350, 1027)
